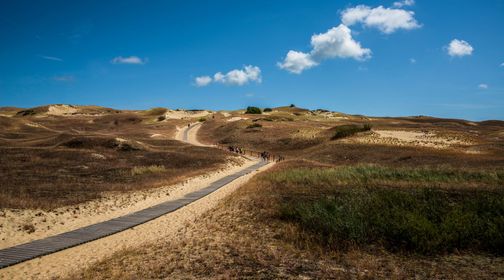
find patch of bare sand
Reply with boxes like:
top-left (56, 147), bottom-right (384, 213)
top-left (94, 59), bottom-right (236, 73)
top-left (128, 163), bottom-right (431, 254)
top-left (175, 122), bottom-right (214, 147)
top-left (0, 158), bottom-right (253, 250)
top-left (350, 129), bottom-right (471, 149)
top-left (0, 161), bottom-right (274, 280)
top-left (46, 105), bottom-right (78, 116)
top-left (226, 116), bottom-right (247, 122)
top-left (163, 110), bottom-right (211, 120)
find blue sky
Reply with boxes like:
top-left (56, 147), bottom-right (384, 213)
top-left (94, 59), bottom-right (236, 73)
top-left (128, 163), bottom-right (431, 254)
top-left (1, 0), bottom-right (503, 120)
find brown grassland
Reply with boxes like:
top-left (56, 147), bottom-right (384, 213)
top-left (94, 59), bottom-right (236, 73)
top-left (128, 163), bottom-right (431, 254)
top-left (0, 106), bottom-right (231, 210)
top-left (2, 105), bottom-right (504, 279)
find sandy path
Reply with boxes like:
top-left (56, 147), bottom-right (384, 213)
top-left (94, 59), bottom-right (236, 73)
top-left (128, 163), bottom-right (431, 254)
top-left (1, 122), bottom-right (271, 279)
top-left (175, 122), bottom-right (213, 147)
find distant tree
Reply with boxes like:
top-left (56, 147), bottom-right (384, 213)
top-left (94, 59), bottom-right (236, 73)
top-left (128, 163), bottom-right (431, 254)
top-left (245, 106), bottom-right (262, 114)
top-left (263, 108), bottom-right (272, 112)
top-left (289, 104), bottom-right (295, 108)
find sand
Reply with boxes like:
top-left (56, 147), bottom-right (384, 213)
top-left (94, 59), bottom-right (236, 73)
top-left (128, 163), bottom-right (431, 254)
top-left (174, 123), bottom-right (214, 147)
top-left (226, 117), bottom-right (247, 122)
top-left (350, 129), bottom-right (470, 149)
top-left (46, 105), bottom-right (78, 116)
top-left (0, 161), bottom-right (274, 280)
top-left (0, 122), bottom-right (272, 279)
top-left (163, 110), bottom-right (211, 120)
top-left (0, 160), bottom-right (250, 250)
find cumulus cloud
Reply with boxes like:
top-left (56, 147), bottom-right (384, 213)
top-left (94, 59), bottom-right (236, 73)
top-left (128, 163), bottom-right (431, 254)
top-left (278, 24), bottom-right (371, 74)
top-left (500, 62), bottom-right (504, 67)
top-left (478, 83), bottom-right (488, 89)
top-left (277, 50), bottom-right (318, 74)
top-left (341, 5), bottom-right (421, 34)
top-left (40, 55), bottom-right (63, 62)
top-left (195, 76), bottom-right (212, 87)
top-left (393, 0), bottom-right (415, 8)
top-left (409, 58), bottom-right (416, 64)
top-left (195, 65), bottom-right (262, 87)
top-left (111, 56), bottom-right (147, 64)
top-left (447, 39), bottom-right (473, 57)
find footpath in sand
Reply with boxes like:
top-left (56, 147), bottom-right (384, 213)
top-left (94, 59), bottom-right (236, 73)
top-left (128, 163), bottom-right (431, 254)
top-left (0, 123), bottom-right (273, 280)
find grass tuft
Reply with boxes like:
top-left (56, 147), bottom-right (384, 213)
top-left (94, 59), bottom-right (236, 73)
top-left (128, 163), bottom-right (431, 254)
top-left (246, 123), bottom-right (262, 129)
top-left (331, 124), bottom-right (371, 140)
top-left (130, 165), bottom-right (166, 176)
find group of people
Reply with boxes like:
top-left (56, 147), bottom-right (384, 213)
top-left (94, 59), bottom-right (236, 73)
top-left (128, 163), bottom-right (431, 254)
top-left (228, 145), bottom-right (245, 155)
top-left (259, 151), bottom-right (271, 161)
top-left (224, 145), bottom-right (285, 162)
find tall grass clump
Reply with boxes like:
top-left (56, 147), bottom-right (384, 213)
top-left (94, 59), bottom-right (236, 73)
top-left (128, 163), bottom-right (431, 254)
top-left (246, 123), bottom-right (262, 129)
top-left (264, 165), bottom-right (504, 255)
top-left (331, 124), bottom-right (371, 140)
top-left (144, 107), bottom-right (167, 116)
top-left (130, 165), bottom-right (166, 176)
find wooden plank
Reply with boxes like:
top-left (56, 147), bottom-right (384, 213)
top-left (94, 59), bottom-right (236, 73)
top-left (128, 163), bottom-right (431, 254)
top-left (0, 160), bottom-right (267, 269)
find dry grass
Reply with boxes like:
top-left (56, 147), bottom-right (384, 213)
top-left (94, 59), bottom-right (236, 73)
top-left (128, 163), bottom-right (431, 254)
top-left (198, 110), bottom-right (504, 168)
top-left (73, 161), bottom-right (504, 279)
top-left (0, 109), bottom-right (232, 210)
top-left (129, 165), bottom-right (167, 176)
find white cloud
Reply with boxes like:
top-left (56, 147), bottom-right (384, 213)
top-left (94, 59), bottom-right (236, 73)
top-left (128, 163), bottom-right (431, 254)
top-left (194, 76), bottom-right (212, 87)
top-left (311, 24), bottom-right (372, 60)
top-left (111, 56), bottom-right (147, 64)
top-left (195, 65), bottom-right (262, 87)
top-left (278, 24), bottom-right (370, 74)
top-left (341, 5), bottom-right (421, 34)
top-left (53, 75), bottom-right (75, 82)
top-left (478, 83), bottom-right (488, 89)
top-left (393, 0), bottom-right (415, 8)
top-left (500, 62), bottom-right (504, 67)
top-left (447, 39), bottom-right (473, 57)
top-left (409, 58), bottom-right (416, 63)
top-left (40, 55), bottom-right (63, 62)
top-left (277, 50), bottom-right (318, 74)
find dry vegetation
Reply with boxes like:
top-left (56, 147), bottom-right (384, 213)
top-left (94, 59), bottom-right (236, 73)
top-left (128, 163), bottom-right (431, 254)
top-left (0, 106), bottom-right (232, 210)
top-left (74, 161), bottom-right (504, 279)
top-left (70, 106), bottom-right (504, 279)
top-left (2, 105), bottom-right (504, 278)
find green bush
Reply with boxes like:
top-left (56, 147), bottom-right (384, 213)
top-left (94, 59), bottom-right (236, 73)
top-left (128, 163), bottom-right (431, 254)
top-left (331, 124), bottom-right (371, 140)
top-left (281, 187), bottom-right (504, 254)
top-left (157, 115), bottom-right (166, 121)
top-left (245, 106), bottom-right (262, 114)
top-left (198, 117), bottom-right (206, 122)
top-left (263, 108), bottom-right (273, 112)
top-left (289, 104), bottom-right (296, 108)
top-left (269, 166), bottom-right (504, 255)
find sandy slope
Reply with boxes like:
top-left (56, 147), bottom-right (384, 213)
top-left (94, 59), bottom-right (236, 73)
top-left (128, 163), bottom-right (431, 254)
top-left (0, 122), bottom-right (271, 279)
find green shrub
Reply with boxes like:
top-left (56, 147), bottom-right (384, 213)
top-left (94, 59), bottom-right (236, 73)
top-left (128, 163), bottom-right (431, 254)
top-left (268, 166), bottom-right (504, 255)
top-left (246, 123), bottom-right (262, 129)
top-left (331, 124), bottom-right (371, 140)
top-left (289, 104), bottom-right (296, 108)
top-left (263, 108), bottom-right (273, 112)
top-left (198, 117), bottom-right (206, 122)
top-left (245, 106), bottom-right (262, 114)
top-left (157, 115), bottom-right (166, 121)
top-left (280, 187), bottom-right (504, 254)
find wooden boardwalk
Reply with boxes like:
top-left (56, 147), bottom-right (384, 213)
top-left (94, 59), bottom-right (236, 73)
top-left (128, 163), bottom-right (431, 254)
top-left (0, 160), bottom-right (267, 269)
